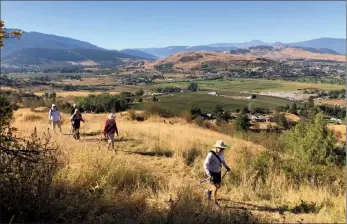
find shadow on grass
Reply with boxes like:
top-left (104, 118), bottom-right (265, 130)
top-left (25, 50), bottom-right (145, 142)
top-left (221, 199), bottom-right (321, 214)
top-left (123, 150), bottom-right (173, 158)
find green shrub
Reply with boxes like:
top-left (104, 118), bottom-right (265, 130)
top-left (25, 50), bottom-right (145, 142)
top-left (182, 110), bottom-right (193, 123)
top-left (234, 115), bottom-right (250, 131)
top-left (144, 103), bottom-right (173, 118)
top-left (76, 93), bottom-right (131, 113)
top-left (285, 113), bottom-right (337, 165)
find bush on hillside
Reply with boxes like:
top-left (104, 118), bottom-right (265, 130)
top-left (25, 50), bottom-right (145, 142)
top-left (285, 113), bottom-right (338, 166)
top-left (144, 103), bottom-right (173, 118)
top-left (135, 88), bottom-right (144, 96)
top-left (0, 96), bottom-right (58, 223)
top-left (76, 93), bottom-right (131, 113)
top-left (182, 110), bottom-right (193, 123)
top-left (187, 82), bottom-right (199, 92)
top-left (275, 113), bottom-right (289, 129)
top-left (234, 115), bottom-right (250, 131)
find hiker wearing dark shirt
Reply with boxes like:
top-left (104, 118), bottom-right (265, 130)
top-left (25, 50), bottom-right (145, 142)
top-left (103, 113), bottom-right (119, 152)
top-left (70, 104), bottom-right (84, 133)
top-left (70, 109), bottom-right (84, 140)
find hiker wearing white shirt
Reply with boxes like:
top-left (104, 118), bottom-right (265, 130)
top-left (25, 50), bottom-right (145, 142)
top-left (203, 140), bottom-right (231, 206)
top-left (48, 104), bottom-right (62, 133)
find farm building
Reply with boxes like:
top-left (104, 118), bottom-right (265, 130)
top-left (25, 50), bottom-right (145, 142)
top-left (208, 92), bottom-right (219, 96)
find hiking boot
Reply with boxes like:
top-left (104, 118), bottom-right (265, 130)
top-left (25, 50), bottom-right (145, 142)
top-left (204, 189), bottom-right (212, 200)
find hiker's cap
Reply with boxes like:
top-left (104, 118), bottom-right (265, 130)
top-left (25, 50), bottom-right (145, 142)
top-left (108, 113), bottom-right (115, 119)
top-left (73, 104), bottom-right (77, 107)
top-left (213, 140), bottom-right (228, 149)
top-left (52, 104), bottom-right (56, 108)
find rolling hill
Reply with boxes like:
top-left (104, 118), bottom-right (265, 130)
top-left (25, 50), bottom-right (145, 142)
top-left (1, 48), bottom-right (148, 68)
top-left (144, 51), bottom-right (269, 71)
top-left (143, 46), bottom-right (345, 72)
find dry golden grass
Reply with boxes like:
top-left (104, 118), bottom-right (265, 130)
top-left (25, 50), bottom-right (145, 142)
top-left (284, 113), bottom-right (300, 123)
top-left (316, 99), bottom-right (346, 107)
top-left (328, 124), bottom-right (346, 143)
top-left (264, 48), bottom-right (346, 62)
top-left (145, 52), bottom-right (266, 70)
top-left (11, 108), bottom-right (346, 223)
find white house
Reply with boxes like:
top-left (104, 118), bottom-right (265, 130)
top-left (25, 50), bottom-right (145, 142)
top-left (208, 92), bottom-right (218, 96)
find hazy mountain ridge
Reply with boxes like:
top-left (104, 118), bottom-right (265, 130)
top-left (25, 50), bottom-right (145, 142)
top-left (136, 38), bottom-right (346, 58)
top-left (1, 48), bottom-right (149, 68)
top-left (2, 29), bottom-right (102, 56)
top-left (1, 29), bottom-right (345, 68)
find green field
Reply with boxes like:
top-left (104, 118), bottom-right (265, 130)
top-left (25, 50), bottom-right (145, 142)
top-left (133, 91), bottom-right (298, 114)
top-left (153, 78), bottom-right (344, 94)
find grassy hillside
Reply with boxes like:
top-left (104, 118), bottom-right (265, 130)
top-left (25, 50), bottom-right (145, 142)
top-left (6, 108), bottom-right (345, 223)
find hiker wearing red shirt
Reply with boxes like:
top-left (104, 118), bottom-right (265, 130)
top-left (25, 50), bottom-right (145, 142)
top-left (103, 113), bottom-right (119, 151)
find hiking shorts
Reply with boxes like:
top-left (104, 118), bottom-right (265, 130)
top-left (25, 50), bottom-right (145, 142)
top-left (209, 172), bottom-right (221, 185)
top-left (106, 133), bottom-right (115, 143)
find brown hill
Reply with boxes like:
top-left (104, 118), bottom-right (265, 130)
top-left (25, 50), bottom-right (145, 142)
top-left (144, 51), bottom-right (268, 71)
top-left (256, 47), bottom-right (346, 62)
top-left (143, 47), bottom-right (345, 72)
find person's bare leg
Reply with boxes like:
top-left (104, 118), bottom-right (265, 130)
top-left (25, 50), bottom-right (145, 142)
top-left (52, 122), bottom-right (56, 133)
top-left (107, 142), bottom-right (111, 150)
top-left (210, 185), bottom-right (217, 202)
top-left (214, 184), bottom-right (220, 204)
top-left (58, 122), bottom-right (62, 133)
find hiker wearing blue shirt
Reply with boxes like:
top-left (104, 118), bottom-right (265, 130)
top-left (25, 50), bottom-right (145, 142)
top-left (203, 140), bottom-right (231, 206)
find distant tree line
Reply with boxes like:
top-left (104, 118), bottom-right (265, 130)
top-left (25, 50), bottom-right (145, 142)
top-left (76, 92), bottom-right (135, 113)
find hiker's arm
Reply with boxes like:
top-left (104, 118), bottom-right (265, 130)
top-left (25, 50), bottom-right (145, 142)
top-left (203, 153), bottom-right (212, 177)
top-left (221, 158), bottom-right (230, 172)
top-left (58, 111), bottom-right (61, 120)
top-left (115, 122), bottom-right (119, 136)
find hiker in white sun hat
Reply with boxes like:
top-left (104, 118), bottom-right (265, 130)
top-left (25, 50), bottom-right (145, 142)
top-left (203, 140), bottom-right (231, 206)
top-left (48, 104), bottom-right (62, 133)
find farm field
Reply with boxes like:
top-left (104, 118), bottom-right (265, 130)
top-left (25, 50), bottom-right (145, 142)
top-left (315, 99), bottom-right (346, 108)
top-left (153, 78), bottom-right (345, 94)
top-left (135, 92), bottom-right (298, 114)
top-left (34, 91), bottom-right (121, 97)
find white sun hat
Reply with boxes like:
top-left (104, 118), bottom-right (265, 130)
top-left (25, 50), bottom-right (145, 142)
top-left (107, 113), bottom-right (116, 119)
top-left (213, 140), bottom-right (228, 149)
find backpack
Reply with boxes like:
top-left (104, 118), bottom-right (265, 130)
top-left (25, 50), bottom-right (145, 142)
top-left (209, 150), bottom-right (222, 167)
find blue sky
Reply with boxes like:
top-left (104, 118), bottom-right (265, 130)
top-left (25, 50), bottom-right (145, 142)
top-left (1, 1), bottom-right (345, 50)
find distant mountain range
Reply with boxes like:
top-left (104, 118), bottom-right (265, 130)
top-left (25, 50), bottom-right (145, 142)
top-left (2, 29), bottom-right (102, 56)
top-left (136, 38), bottom-right (346, 58)
top-left (1, 28), bottom-right (345, 68)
